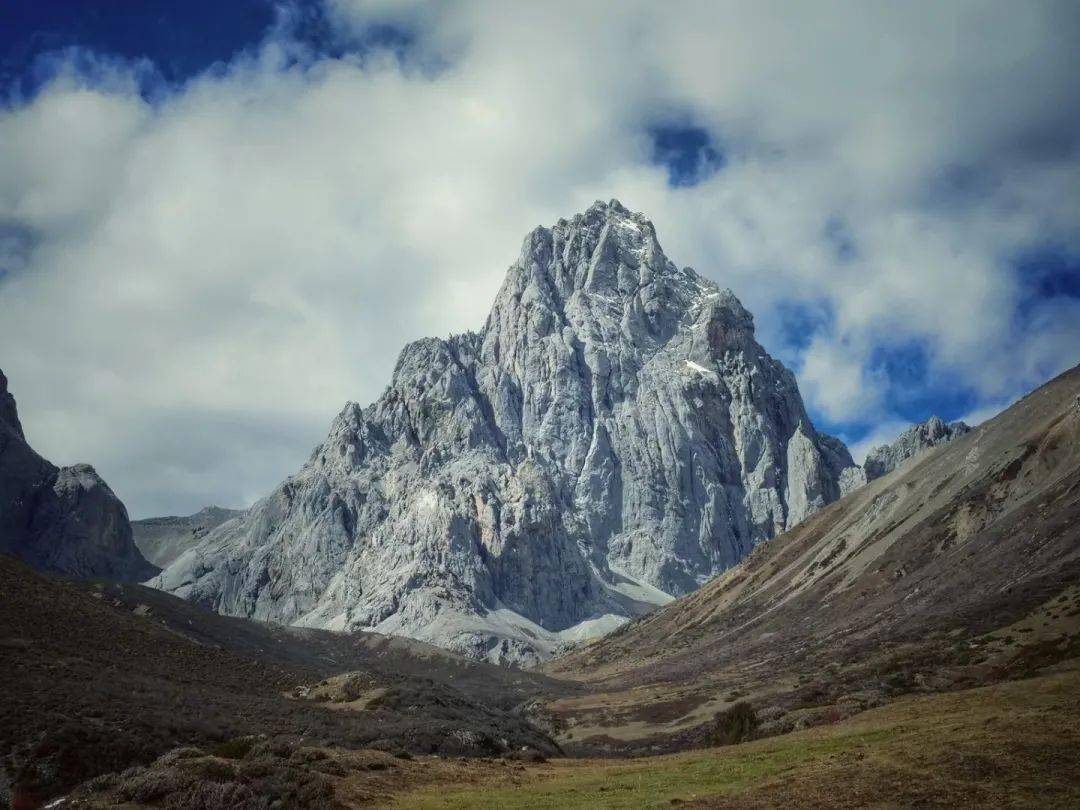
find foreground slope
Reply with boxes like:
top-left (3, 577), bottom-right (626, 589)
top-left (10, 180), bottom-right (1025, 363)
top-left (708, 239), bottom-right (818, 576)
top-left (390, 668), bottom-right (1080, 809)
top-left (547, 364), bottom-right (1080, 750)
top-left (0, 556), bottom-right (568, 806)
top-left (0, 369), bottom-right (155, 582)
top-left (64, 667), bottom-right (1080, 808)
top-left (154, 200), bottom-right (856, 663)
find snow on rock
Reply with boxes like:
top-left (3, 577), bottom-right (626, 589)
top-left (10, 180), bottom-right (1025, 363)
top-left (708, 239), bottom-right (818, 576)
top-left (151, 200), bottom-right (855, 663)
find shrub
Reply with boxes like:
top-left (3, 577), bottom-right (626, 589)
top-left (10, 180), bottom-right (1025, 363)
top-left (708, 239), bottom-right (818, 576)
top-left (213, 736), bottom-right (257, 760)
top-left (710, 702), bottom-right (758, 746)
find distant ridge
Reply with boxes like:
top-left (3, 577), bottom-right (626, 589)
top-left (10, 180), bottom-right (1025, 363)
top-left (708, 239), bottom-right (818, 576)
top-left (133, 505), bottom-right (244, 568)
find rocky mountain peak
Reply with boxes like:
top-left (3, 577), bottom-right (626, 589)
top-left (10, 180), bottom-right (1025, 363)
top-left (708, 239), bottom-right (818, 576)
top-left (0, 368), bottom-right (156, 582)
top-left (865, 416), bottom-right (973, 481)
top-left (154, 202), bottom-right (858, 664)
top-left (498, 199), bottom-right (688, 330)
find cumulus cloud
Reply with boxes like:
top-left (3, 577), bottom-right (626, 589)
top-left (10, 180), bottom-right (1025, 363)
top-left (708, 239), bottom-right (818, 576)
top-left (0, 0), bottom-right (1077, 515)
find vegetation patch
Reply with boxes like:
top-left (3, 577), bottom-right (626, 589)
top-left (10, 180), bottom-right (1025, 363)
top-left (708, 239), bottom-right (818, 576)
top-left (710, 702), bottom-right (758, 746)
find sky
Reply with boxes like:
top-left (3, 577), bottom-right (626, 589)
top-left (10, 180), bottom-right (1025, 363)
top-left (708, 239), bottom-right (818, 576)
top-left (0, 0), bottom-right (1078, 518)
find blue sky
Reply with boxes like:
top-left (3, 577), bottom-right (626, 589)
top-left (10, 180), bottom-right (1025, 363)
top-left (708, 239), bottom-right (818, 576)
top-left (0, 1), bottom-right (1078, 516)
top-left (0, 0), bottom-right (275, 89)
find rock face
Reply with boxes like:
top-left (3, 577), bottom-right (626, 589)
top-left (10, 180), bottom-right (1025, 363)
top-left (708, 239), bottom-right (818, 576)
top-left (864, 416), bottom-right (972, 481)
top-left (154, 201), bottom-right (856, 663)
top-left (0, 369), bottom-right (157, 581)
top-left (133, 506), bottom-right (244, 568)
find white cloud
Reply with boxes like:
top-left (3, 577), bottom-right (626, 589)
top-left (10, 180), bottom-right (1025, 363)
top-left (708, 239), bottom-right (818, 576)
top-left (0, 1), bottom-right (1077, 515)
top-left (797, 336), bottom-right (884, 424)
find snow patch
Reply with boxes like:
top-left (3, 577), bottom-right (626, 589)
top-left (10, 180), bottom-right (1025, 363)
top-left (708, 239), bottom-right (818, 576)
top-left (684, 359), bottom-right (717, 378)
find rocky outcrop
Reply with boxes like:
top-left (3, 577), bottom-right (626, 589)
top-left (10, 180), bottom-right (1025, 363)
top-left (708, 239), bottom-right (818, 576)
top-left (133, 506), bottom-right (244, 567)
top-left (0, 369), bottom-right (23, 439)
top-left (0, 370), bottom-right (157, 581)
top-left (864, 416), bottom-right (972, 481)
top-left (154, 201), bottom-right (856, 663)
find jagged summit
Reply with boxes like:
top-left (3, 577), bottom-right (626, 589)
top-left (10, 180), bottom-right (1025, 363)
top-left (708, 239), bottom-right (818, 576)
top-left (153, 202), bottom-right (858, 664)
top-left (865, 416), bottom-right (972, 480)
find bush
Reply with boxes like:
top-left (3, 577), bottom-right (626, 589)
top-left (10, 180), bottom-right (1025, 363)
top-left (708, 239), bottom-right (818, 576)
top-left (711, 702), bottom-right (758, 746)
top-left (213, 736), bottom-right (257, 760)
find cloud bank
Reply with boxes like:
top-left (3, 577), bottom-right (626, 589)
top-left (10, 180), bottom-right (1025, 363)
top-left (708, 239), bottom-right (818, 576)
top-left (1, 0), bottom-right (1077, 514)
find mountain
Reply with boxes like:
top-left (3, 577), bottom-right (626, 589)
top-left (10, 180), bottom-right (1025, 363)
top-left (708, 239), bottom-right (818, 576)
top-left (0, 369), bottom-right (156, 582)
top-left (133, 505), bottom-right (244, 568)
top-left (546, 364), bottom-right (1080, 752)
top-left (154, 200), bottom-right (857, 663)
top-left (864, 415), bottom-right (972, 480)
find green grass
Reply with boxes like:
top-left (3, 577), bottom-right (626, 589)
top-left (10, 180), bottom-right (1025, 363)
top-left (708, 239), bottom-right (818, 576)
top-left (392, 669), bottom-right (1080, 809)
top-left (396, 730), bottom-right (892, 809)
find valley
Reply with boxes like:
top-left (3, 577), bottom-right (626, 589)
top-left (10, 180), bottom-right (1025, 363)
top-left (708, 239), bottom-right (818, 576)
top-left (3, 361), bottom-right (1078, 807)
top-left (2, 4), bottom-right (1077, 807)
top-left (392, 667), bottom-right (1080, 808)
top-left (2, 208), bottom-right (1078, 808)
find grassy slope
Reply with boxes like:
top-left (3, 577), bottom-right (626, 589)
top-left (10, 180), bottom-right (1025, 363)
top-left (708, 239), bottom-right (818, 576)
top-left (392, 665), bottom-right (1080, 809)
top-left (536, 365), bottom-right (1080, 753)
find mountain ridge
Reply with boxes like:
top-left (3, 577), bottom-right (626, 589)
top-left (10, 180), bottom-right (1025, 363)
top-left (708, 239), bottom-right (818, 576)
top-left (132, 505), bottom-right (244, 568)
top-left (864, 415), bottom-right (972, 480)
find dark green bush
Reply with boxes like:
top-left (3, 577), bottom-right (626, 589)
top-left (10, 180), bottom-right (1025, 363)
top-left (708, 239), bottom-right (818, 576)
top-left (711, 701), bottom-right (759, 746)
top-left (213, 736), bottom-right (257, 760)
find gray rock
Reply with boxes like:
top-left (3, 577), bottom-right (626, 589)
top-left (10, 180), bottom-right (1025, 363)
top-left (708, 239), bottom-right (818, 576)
top-left (864, 416), bottom-right (972, 481)
top-left (153, 200), bottom-right (854, 663)
top-left (0, 370), bottom-right (157, 581)
top-left (132, 506), bottom-right (244, 567)
top-left (837, 465), bottom-right (868, 497)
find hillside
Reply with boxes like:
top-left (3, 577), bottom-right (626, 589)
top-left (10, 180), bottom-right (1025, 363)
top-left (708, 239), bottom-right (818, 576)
top-left (0, 556), bottom-right (570, 807)
top-left (388, 668), bottom-right (1080, 809)
top-left (545, 364), bottom-right (1080, 752)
